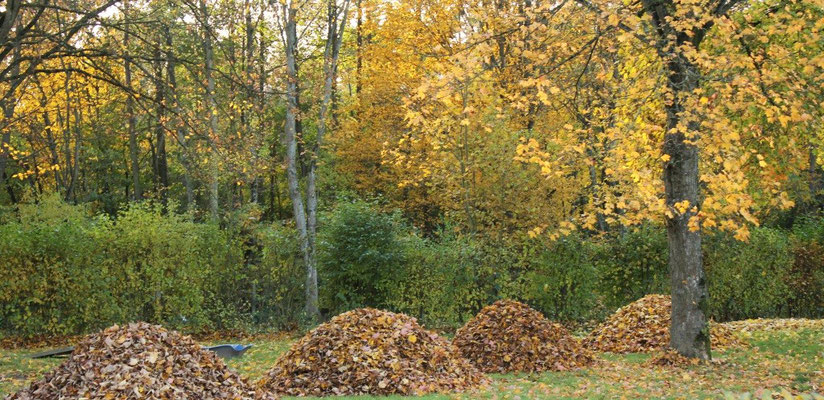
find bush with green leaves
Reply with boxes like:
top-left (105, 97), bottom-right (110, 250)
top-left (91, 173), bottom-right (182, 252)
top-left (0, 198), bottom-right (302, 338)
top-left (704, 227), bottom-right (794, 321)
top-left (786, 217), bottom-right (824, 318)
top-left (0, 196), bottom-right (111, 337)
top-left (594, 225), bottom-right (670, 310)
top-left (385, 231), bottom-right (493, 329)
top-left (522, 235), bottom-right (601, 322)
top-left (318, 201), bottom-right (407, 314)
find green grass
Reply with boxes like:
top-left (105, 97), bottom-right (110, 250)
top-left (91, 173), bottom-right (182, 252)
top-left (2, 324), bottom-right (822, 399)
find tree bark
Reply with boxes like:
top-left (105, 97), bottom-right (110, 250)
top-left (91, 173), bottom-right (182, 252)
top-left (282, 1), bottom-right (319, 321)
top-left (200, 0), bottom-right (220, 219)
top-left (154, 50), bottom-right (169, 206)
top-left (640, 0), bottom-right (714, 360)
top-left (164, 25), bottom-right (195, 210)
top-left (663, 64), bottom-right (710, 359)
top-left (124, 3), bottom-right (141, 202)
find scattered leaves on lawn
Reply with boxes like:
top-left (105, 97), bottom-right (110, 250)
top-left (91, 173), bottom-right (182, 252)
top-left (259, 308), bottom-right (486, 397)
top-left (584, 295), bottom-right (744, 353)
top-left (453, 299), bottom-right (594, 373)
top-left (645, 349), bottom-right (727, 368)
top-left (722, 318), bottom-right (824, 333)
top-left (5, 322), bottom-right (273, 400)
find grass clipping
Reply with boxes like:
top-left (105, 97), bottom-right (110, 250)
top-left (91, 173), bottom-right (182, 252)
top-left (584, 295), bottom-right (742, 353)
top-left (453, 300), bottom-right (594, 373)
top-left (259, 308), bottom-right (486, 397)
top-left (6, 322), bottom-right (272, 400)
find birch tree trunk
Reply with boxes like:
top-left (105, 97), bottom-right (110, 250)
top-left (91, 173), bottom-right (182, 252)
top-left (282, 1), bottom-right (318, 321)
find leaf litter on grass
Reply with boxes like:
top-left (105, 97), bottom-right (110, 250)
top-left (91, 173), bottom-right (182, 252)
top-left (584, 295), bottom-right (743, 353)
top-left (5, 322), bottom-right (274, 400)
top-left (453, 299), bottom-right (594, 373)
top-left (258, 308), bottom-right (486, 397)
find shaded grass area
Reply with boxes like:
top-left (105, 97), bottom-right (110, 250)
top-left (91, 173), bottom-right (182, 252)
top-left (1, 327), bottom-right (822, 399)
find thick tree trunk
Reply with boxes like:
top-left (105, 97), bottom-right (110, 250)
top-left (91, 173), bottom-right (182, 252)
top-left (638, 0), bottom-right (716, 359)
top-left (282, 2), bottom-right (319, 321)
top-left (663, 60), bottom-right (711, 360)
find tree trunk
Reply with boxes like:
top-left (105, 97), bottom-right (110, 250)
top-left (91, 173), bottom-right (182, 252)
top-left (639, 0), bottom-right (714, 360)
top-left (662, 55), bottom-right (711, 361)
top-left (154, 51), bottom-right (169, 207)
top-left (201, 0), bottom-right (220, 219)
top-left (164, 25), bottom-right (195, 210)
top-left (0, 30), bottom-right (20, 190)
top-left (282, 1), bottom-right (319, 321)
top-left (124, 13), bottom-right (141, 202)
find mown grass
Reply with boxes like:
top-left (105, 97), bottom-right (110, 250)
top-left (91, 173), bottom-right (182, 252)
top-left (1, 324), bottom-right (822, 399)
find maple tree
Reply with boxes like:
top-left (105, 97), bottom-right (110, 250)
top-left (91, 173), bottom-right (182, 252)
top-left (1, 0), bottom-right (823, 361)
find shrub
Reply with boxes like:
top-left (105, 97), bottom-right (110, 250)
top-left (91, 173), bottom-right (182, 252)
top-left (318, 201), bottom-right (406, 314)
top-left (0, 197), bottom-right (304, 337)
top-left (594, 225), bottom-right (669, 310)
top-left (787, 217), bottom-right (824, 317)
top-left (246, 224), bottom-right (304, 329)
top-left (523, 235), bottom-right (600, 322)
top-left (0, 208), bottom-right (110, 336)
top-left (704, 227), bottom-right (793, 321)
top-left (385, 232), bottom-right (487, 328)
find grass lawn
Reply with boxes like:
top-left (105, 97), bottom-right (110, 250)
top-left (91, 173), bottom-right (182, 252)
top-left (1, 324), bottom-right (822, 399)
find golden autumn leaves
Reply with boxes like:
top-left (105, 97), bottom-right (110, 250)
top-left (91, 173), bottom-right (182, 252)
top-left (584, 295), bottom-right (742, 354)
top-left (9, 298), bottom-right (750, 399)
top-left (260, 308), bottom-right (486, 396)
top-left (6, 322), bottom-right (273, 400)
top-left (453, 300), bottom-right (595, 373)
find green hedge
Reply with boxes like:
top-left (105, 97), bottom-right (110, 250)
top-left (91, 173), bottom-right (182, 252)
top-left (0, 198), bottom-right (302, 338)
top-left (2, 197), bottom-right (822, 338)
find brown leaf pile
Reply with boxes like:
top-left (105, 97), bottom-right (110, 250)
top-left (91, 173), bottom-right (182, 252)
top-left (645, 349), bottom-right (703, 367)
top-left (584, 295), bottom-right (743, 353)
top-left (453, 300), bottom-right (594, 373)
top-left (6, 322), bottom-right (273, 400)
top-left (259, 308), bottom-right (486, 397)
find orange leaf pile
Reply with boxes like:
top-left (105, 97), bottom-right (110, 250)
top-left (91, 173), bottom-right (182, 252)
top-left (5, 322), bottom-right (273, 400)
top-left (645, 349), bottom-right (703, 367)
top-left (584, 295), bottom-right (742, 353)
top-left (258, 308), bottom-right (486, 397)
top-left (452, 300), bottom-right (594, 373)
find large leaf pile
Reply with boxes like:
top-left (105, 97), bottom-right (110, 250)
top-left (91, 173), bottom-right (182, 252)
top-left (5, 322), bottom-right (272, 400)
top-left (258, 308), bottom-right (486, 396)
top-left (584, 295), bottom-right (742, 353)
top-left (452, 300), bottom-right (594, 373)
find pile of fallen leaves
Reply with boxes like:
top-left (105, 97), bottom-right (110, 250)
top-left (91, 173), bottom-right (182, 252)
top-left (6, 322), bottom-right (272, 400)
top-left (645, 350), bottom-right (704, 367)
top-left (452, 300), bottom-right (594, 373)
top-left (259, 308), bottom-right (486, 397)
top-left (584, 295), bottom-right (742, 353)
